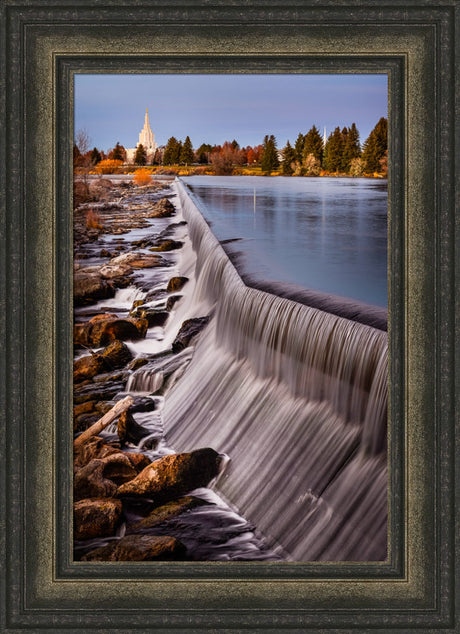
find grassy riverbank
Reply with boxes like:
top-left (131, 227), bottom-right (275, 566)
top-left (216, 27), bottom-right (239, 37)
top-left (76, 165), bottom-right (387, 179)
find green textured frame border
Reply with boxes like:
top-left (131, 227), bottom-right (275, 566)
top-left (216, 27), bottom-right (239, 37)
top-left (1, 1), bottom-right (458, 631)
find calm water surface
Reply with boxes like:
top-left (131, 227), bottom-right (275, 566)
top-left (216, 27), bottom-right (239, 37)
top-left (182, 176), bottom-right (387, 308)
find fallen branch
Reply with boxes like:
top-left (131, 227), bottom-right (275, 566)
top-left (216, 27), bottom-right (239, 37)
top-left (74, 395), bottom-right (134, 450)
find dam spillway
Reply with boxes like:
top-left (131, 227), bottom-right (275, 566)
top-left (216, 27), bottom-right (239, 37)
top-left (161, 179), bottom-right (388, 561)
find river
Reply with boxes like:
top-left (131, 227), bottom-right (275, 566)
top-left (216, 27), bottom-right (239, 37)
top-left (182, 175), bottom-right (388, 308)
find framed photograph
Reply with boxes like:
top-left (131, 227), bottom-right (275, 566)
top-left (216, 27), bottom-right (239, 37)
top-left (1, 1), bottom-right (457, 631)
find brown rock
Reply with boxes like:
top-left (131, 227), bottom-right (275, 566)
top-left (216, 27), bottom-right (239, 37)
top-left (109, 252), bottom-right (163, 269)
top-left (116, 448), bottom-right (222, 503)
top-left (73, 436), bottom-right (120, 469)
top-left (126, 452), bottom-right (152, 472)
top-left (73, 353), bottom-right (105, 383)
top-left (166, 295), bottom-right (182, 311)
top-left (147, 197), bottom-right (176, 218)
top-left (149, 239), bottom-right (182, 252)
top-left (74, 453), bottom-right (138, 501)
top-left (81, 534), bottom-right (186, 561)
top-left (89, 317), bottom-right (147, 347)
top-left (167, 276), bottom-right (188, 293)
top-left (74, 400), bottom-right (97, 419)
top-left (80, 542), bottom-right (117, 561)
top-left (74, 498), bottom-right (122, 540)
top-left (99, 263), bottom-right (133, 279)
top-left (74, 271), bottom-right (115, 306)
top-left (128, 496), bottom-right (207, 532)
top-left (117, 409), bottom-right (151, 445)
top-left (171, 316), bottom-right (210, 353)
top-left (73, 340), bottom-right (132, 383)
top-left (101, 340), bottom-right (133, 368)
top-left (74, 413), bottom-right (100, 434)
top-left (127, 357), bottom-right (149, 371)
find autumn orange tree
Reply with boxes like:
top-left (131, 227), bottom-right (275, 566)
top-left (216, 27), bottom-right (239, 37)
top-left (95, 159), bottom-right (123, 174)
top-left (133, 168), bottom-right (152, 186)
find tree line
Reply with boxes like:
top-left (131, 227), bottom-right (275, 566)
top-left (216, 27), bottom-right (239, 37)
top-left (74, 117), bottom-right (388, 176)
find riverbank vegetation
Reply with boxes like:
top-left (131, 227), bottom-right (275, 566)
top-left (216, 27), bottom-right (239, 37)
top-left (74, 118), bottom-right (387, 178)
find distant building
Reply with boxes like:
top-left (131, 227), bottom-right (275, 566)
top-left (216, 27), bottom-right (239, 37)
top-left (125, 108), bottom-right (158, 163)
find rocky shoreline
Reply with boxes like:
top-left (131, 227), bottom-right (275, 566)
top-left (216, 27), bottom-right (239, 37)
top-left (73, 177), bottom-right (279, 562)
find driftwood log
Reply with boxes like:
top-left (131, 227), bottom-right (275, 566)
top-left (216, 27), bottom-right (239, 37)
top-left (74, 395), bottom-right (133, 450)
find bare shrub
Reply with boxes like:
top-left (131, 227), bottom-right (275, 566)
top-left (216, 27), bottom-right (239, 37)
top-left (86, 209), bottom-right (103, 230)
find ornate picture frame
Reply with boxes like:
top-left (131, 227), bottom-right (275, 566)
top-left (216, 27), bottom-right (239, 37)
top-left (1, 1), bottom-right (457, 631)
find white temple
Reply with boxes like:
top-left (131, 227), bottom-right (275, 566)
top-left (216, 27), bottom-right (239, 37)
top-left (125, 108), bottom-right (158, 163)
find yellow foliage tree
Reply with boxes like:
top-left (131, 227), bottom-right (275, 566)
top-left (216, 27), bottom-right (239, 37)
top-left (95, 159), bottom-right (123, 175)
top-left (133, 168), bottom-right (152, 186)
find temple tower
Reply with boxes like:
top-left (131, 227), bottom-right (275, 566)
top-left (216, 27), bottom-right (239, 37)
top-left (138, 108), bottom-right (157, 152)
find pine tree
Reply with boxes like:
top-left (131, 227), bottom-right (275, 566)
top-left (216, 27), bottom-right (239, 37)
top-left (180, 136), bottom-right (194, 165)
top-left (281, 140), bottom-right (296, 175)
top-left (196, 143), bottom-right (212, 164)
top-left (260, 135), bottom-right (279, 173)
top-left (90, 147), bottom-right (102, 165)
top-left (110, 142), bottom-right (125, 162)
top-left (134, 143), bottom-right (147, 166)
top-left (362, 117), bottom-right (388, 173)
top-left (163, 137), bottom-right (180, 165)
top-left (342, 123), bottom-right (361, 173)
top-left (294, 133), bottom-right (305, 163)
top-left (302, 125), bottom-right (323, 164)
top-left (323, 127), bottom-right (344, 173)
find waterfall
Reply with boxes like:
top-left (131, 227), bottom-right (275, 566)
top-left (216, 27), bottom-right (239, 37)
top-left (163, 179), bottom-right (388, 561)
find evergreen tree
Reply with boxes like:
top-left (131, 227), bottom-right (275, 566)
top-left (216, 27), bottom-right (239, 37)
top-left (281, 140), bottom-right (296, 175)
top-left (294, 133), bottom-right (305, 163)
top-left (110, 142), bottom-right (125, 162)
top-left (260, 135), bottom-right (279, 173)
top-left (342, 122), bottom-right (361, 173)
top-left (196, 143), bottom-right (212, 164)
top-left (90, 147), bottom-right (102, 165)
top-left (151, 149), bottom-right (161, 165)
top-left (362, 117), bottom-right (388, 173)
top-left (180, 136), bottom-right (194, 165)
top-left (323, 127), bottom-right (344, 173)
top-left (163, 136), bottom-right (181, 165)
top-left (134, 143), bottom-right (147, 165)
top-left (231, 139), bottom-right (240, 151)
top-left (302, 125), bottom-right (323, 164)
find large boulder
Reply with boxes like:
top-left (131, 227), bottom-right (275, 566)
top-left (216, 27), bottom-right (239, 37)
top-left (116, 448), bottom-right (222, 503)
top-left (172, 316), bottom-right (210, 353)
top-left (74, 497), bottom-right (122, 540)
top-left (73, 340), bottom-right (132, 383)
top-left (81, 534), bottom-right (186, 561)
top-left (75, 315), bottom-right (148, 347)
top-left (74, 453), bottom-right (138, 501)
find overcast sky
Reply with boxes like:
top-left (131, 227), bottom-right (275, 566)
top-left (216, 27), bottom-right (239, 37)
top-left (74, 73), bottom-right (387, 152)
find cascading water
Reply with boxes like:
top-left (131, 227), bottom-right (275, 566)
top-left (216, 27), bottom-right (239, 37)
top-left (162, 179), bottom-right (388, 561)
